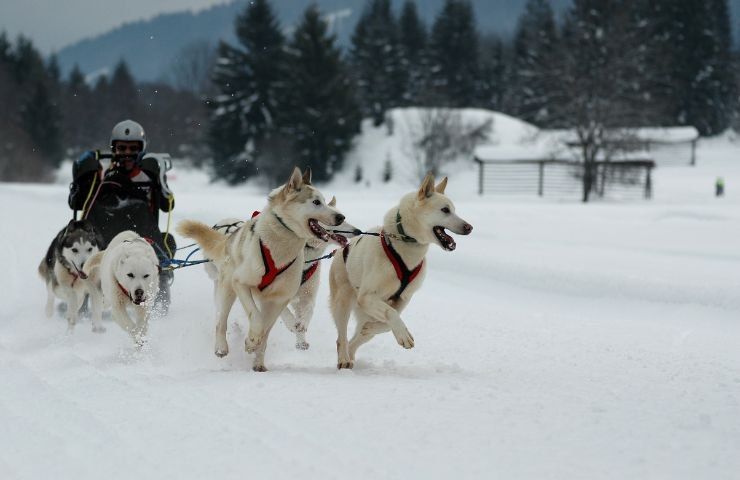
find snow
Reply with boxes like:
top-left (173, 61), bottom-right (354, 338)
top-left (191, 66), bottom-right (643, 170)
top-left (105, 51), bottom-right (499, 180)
top-left (1, 131), bottom-right (740, 479)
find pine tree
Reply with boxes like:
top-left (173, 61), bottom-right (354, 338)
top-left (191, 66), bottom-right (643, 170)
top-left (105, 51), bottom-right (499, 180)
top-left (209, 0), bottom-right (286, 184)
top-left (279, 5), bottom-right (361, 183)
top-left (108, 60), bottom-right (140, 121)
top-left (510, 0), bottom-right (559, 126)
top-left (351, 0), bottom-right (405, 126)
top-left (398, 1), bottom-right (428, 106)
top-left (63, 65), bottom-right (96, 149)
top-left (641, 0), bottom-right (736, 134)
top-left (478, 34), bottom-right (507, 111)
top-left (22, 79), bottom-right (62, 165)
top-left (427, 0), bottom-right (480, 107)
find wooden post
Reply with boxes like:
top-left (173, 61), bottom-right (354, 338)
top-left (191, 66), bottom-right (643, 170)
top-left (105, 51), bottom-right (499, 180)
top-left (690, 139), bottom-right (697, 166)
top-left (538, 161), bottom-right (544, 196)
top-left (645, 165), bottom-right (653, 199)
top-left (475, 158), bottom-right (484, 195)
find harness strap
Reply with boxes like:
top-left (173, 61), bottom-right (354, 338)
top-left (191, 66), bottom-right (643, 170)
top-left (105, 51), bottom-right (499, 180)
top-left (68, 268), bottom-right (80, 287)
top-left (257, 239), bottom-right (296, 291)
top-left (380, 232), bottom-right (423, 301)
top-left (301, 262), bottom-right (319, 285)
top-left (342, 244), bottom-right (350, 262)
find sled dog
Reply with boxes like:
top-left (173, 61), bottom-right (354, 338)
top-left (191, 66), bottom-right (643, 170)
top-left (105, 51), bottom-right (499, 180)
top-left (205, 198), bottom-right (359, 350)
top-left (38, 219), bottom-right (105, 331)
top-left (330, 173), bottom-right (473, 369)
top-left (84, 230), bottom-right (160, 344)
top-left (177, 167), bottom-right (347, 371)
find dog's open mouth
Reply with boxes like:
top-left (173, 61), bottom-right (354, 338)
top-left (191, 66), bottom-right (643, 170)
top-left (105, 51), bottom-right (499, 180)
top-left (328, 232), bottom-right (349, 248)
top-left (132, 297), bottom-right (146, 306)
top-left (75, 265), bottom-right (88, 279)
top-left (433, 226), bottom-right (456, 251)
top-left (308, 219), bottom-right (330, 242)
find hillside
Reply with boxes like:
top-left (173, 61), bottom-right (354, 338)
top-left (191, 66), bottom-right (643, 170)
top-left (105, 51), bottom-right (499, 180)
top-left (56, 0), bottom-right (573, 82)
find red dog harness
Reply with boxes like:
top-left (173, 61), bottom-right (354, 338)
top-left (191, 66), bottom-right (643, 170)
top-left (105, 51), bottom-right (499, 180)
top-left (380, 232), bottom-right (423, 301)
top-left (257, 240), bottom-right (296, 291)
top-left (250, 210), bottom-right (297, 291)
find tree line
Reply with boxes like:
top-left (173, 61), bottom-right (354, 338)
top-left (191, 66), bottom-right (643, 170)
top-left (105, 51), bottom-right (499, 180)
top-left (0, 0), bottom-right (737, 184)
top-left (0, 33), bottom-right (208, 182)
top-left (210, 0), bottom-right (737, 185)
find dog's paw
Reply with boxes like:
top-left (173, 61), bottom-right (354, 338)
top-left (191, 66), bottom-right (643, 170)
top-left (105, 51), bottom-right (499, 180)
top-left (92, 325), bottom-right (106, 334)
top-left (295, 340), bottom-right (310, 350)
top-left (252, 364), bottom-right (268, 372)
top-left (244, 334), bottom-right (262, 354)
top-left (394, 328), bottom-right (415, 349)
top-left (215, 338), bottom-right (229, 357)
top-left (337, 360), bottom-right (354, 370)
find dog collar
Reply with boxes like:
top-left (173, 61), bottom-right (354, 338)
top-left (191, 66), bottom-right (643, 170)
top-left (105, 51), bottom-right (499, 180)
top-left (395, 210), bottom-right (418, 243)
top-left (272, 212), bottom-right (295, 234)
top-left (380, 232), bottom-right (423, 301)
top-left (116, 281), bottom-right (134, 302)
top-left (257, 239), bottom-right (296, 291)
top-left (62, 261), bottom-right (86, 286)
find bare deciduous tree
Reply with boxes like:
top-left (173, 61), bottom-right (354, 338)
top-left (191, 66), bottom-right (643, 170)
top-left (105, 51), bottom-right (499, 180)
top-left (168, 40), bottom-right (217, 96)
top-left (402, 108), bottom-right (492, 182)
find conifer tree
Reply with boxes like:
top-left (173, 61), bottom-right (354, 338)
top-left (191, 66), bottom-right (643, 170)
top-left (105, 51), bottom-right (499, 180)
top-left (209, 0), bottom-right (286, 184)
top-left (510, 0), bottom-right (559, 125)
top-left (279, 5), bottom-right (361, 183)
top-left (427, 0), bottom-right (480, 107)
top-left (351, 0), bottom-right (405, 125)
top-left (398, 1), bottom-right (428, 106)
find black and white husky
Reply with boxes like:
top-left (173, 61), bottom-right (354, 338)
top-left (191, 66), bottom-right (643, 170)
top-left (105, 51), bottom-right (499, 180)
top-left (38, 219), bottom-right (105, 332)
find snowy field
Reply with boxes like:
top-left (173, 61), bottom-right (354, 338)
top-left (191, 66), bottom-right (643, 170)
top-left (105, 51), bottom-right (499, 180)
top-left (2, 135), bottom-right (740, 479)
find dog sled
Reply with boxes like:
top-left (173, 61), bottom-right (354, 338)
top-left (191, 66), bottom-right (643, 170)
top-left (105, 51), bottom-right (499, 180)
top-left (69, 152), bottom-right (177, 312)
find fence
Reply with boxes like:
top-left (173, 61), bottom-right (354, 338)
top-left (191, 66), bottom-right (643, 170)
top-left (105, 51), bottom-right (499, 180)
top-left (474, 158), bottom-right (655, 199)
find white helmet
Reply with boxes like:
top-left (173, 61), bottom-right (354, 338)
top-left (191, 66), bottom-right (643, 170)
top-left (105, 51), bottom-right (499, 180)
top-left (110, 120), bottom-right (147, 151)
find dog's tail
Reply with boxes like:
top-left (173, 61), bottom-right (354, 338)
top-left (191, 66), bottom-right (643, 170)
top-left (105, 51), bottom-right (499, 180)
top-left (38, 258), bottom-right (48, 279)
top-left (176, 220), bottom-right (228, 261)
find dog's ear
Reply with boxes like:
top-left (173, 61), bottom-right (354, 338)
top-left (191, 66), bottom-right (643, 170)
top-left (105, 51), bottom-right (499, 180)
top-left (302, 167), bottom-right (312, 185)
top-left (285, 166), bottom-right (303, 193)
top-left (328, 196), bottom-right (336, 207)
top-left (435, 177), bottom-right (448, 194)
top-left (417, 172), bottom-right (435, 200)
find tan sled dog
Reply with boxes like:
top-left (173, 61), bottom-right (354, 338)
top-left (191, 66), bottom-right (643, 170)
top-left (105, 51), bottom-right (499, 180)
top-left (206, 200), bottom-right (359, 351)
top-left (330, 173), bottom-right (473, 369)
top-left (177, 167), bottom-right (347, 371)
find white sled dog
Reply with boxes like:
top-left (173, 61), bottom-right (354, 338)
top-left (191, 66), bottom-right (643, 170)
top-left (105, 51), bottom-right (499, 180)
top-left (205, 198), bottom-right (359, 350)
top-left (330, 173), bottom-right (473, 369)
top-left (84, 230), bottom-right (161, 344)
top-left (177, 167), bottom-right (348, 371)
top-left (38, 219), bottom-right (105, 331)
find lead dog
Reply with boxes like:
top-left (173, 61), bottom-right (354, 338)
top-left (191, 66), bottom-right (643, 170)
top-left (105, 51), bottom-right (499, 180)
top-left (38, 219), bottom-right (105, 332)
top-left (84, 230), bottom-right (161, 345)
top-left (330, 173), bottom-right (473, 369)
top-left (205, 200), bottom-right (359, 351)
top-left (177, 167), bottom-right (347, 371)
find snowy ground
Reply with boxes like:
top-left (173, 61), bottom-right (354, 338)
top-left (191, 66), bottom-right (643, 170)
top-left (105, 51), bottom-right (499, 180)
top-left (2, 136), bottom-right (740, 479)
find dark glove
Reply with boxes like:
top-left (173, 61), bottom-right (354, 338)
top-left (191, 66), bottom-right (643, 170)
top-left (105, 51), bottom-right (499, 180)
top-left (77, 150), bottom-right (96, 165)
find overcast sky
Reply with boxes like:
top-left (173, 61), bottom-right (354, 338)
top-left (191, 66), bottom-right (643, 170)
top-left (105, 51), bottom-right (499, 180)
top-left (0, 0), bottom-right (229, 54)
